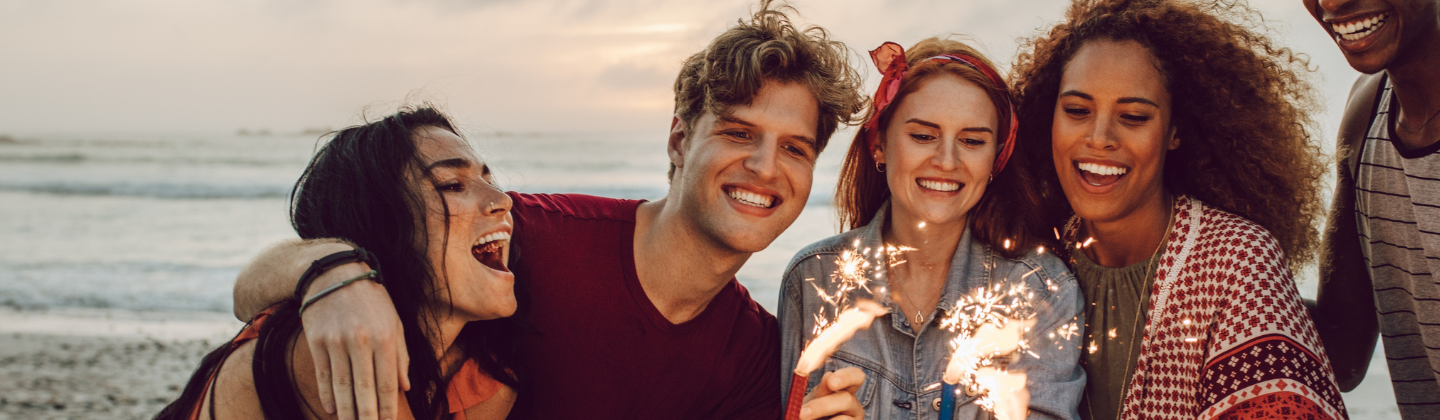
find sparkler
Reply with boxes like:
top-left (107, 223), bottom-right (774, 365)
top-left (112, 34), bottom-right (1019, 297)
top-left (936, 282), bottom-right (1038, 420)
top-left (785, 243), bottom-right (903, 420)
top-left (786, 300), bottom-right (887, 420)
top-left (789, 229), bottom-right (1060, 420)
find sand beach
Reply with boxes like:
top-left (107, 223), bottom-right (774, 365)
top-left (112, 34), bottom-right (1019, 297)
top-left (0, 307), bottom-right (241, 419)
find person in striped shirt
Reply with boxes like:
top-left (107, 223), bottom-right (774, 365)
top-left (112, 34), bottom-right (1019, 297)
top-left (1306, 0), bottom-right (1440, 417)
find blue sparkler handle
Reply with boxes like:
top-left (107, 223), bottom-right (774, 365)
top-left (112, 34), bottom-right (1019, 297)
top-left (939, 383), bottom-right (956, 420)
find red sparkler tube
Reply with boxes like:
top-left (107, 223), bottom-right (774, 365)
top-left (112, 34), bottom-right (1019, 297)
top-left (784, 372), bottom-right (807, 420)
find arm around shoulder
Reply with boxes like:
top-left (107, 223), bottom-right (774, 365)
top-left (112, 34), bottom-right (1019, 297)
top-left (232, 239), bottom-right (358, 321)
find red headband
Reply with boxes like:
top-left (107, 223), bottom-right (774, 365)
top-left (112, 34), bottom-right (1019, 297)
top-left (861, 41), bottom-right (1018, 175)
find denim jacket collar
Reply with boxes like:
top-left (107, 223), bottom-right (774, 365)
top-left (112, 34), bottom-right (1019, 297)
top-left (854, 201), bottom-right (992, 331)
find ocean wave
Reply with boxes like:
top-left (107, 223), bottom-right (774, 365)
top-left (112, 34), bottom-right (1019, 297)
top-left (0, 262), bottom-right (238, 313)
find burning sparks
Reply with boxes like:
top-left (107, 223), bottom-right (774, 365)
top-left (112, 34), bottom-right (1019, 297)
top-left (811, 248), bottom-right (871, 333)
top-left (973, 367), bottom-right (1028, 420)
top-left (937, 284), bottom-right (1038, 420)
top-left (795, 300), bottom-right (888, 375)
top-left (801, 243), bottom-right (917, 372)
top-left (1054, 321), bottom-right (1080, 340)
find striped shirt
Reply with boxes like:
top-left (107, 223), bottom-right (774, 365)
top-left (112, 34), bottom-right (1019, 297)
top-left (1355, 77), bottom-right (1440, 418)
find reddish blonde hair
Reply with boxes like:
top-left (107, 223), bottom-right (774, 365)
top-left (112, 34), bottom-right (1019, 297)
top-left (835, 37), bottom-right (1052, 258)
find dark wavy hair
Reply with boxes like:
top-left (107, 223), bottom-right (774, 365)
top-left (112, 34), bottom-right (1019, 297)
top-left (836, 37), bottom-right (1053, 258)
top-left (157, 106), bottom-right (520, 420)
top-left (669, 0), bottom-right (867, 180)
top-left (1012, 0), bottom-right (1326, 266)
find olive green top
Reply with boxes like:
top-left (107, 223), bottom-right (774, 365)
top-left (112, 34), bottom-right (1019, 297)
top-left (1072, 247), bottom-right (1161, 420)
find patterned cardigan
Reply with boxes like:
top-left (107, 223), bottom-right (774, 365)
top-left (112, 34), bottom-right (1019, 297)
top-left (1066, 195), bottom-right (1348, 419)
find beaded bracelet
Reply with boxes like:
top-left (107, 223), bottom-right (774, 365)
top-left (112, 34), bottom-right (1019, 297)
top-left (298, 270), bottom-right (378, 318)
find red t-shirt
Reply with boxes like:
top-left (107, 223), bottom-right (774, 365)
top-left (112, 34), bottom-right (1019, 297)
top-left (504, 192), bottom-right (781, 420)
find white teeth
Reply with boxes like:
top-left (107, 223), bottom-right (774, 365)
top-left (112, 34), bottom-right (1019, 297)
top-left (1077, 162), bottom-right (1128, 176)
top-left (917, 179), bottom-right (960, 192)
top-left (475, 231), bottom-right (511, 247)
top-left (728, 189), bottom-right (774, 208)
top-left (1333, 13), bottom-right (1386, 40)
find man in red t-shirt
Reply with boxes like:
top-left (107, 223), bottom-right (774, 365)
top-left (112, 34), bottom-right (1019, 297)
top-left (230, 3), bottom-right (871, 419)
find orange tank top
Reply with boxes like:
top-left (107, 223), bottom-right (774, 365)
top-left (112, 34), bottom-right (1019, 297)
top-left (188, 306), bottom-right (504, 419)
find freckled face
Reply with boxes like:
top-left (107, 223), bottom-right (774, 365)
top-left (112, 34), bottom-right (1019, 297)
top-left (669, 80), bottom-right (819, 253)
top-left (1303, 0), bottom-right (1439, 73)
top-left (875, 74), bottom-right (998, 228)
top-left (411, 126), bottom-right (516, 321)
top-left (1052, 40), bottom-right (1179, 225)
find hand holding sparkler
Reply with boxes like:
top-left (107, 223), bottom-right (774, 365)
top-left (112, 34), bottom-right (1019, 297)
top-left (786, 299), bottom-right (886, 420)
top-left (795, 367), bottom-right (866, 420)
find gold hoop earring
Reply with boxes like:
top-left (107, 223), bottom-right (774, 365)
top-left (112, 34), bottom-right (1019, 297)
top-left (876, 162), bottom-right (885, 173)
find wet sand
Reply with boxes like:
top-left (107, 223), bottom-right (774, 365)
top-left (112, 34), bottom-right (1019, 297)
top-left (0, 306), bottom-right (1402, 419)
top-left (0, 307), bottom-right (241, 419)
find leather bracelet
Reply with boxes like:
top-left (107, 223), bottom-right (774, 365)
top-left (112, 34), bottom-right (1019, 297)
top-left (294, 247), bottom-right (383, 300)
top-left (298, 270), bottom-right (378, 318)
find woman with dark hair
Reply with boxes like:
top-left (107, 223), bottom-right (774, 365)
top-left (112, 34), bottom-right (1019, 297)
top-left (1010, 0), bottom-right (1346, 418)
top-left (155, 106), bottom-right (520, 419)
top-left (779, 37), bottom-right (1084, 420)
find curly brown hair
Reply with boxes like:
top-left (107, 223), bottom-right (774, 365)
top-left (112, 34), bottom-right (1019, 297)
top-left (836, 37), bottom-right (1053, 259)
top-left (669, 0), bottom-right (867, 180)
top-left (1012, 0), bottom-right (1327, 266)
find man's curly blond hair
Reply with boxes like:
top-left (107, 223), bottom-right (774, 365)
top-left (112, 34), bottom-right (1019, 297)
top-left (669, 0), bottom-right (867, 180)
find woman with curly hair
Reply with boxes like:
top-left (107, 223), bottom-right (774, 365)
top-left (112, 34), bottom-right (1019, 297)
top-left (1011, 0), bottom-right (1347, 418)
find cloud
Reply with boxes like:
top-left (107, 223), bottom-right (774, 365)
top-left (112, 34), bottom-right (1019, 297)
top-left (596, 63), bottom-right (674, 90)
top-left (0, 0), bottom-right (1358, 139)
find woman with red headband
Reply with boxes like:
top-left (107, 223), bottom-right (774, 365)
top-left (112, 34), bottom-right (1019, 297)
top-left (779, 37), bottom-right (1084, 420)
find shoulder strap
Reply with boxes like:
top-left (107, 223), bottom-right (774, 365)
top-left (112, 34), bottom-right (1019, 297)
top-left (1338, 73), bottom-right (1387, 178)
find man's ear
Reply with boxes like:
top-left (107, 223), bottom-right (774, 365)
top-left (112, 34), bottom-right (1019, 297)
top-left (668, 115), bottom-right (688, 171)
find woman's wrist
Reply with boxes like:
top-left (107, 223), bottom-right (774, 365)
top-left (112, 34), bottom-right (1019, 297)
top-left (303, 261), bottom-right (372, 300)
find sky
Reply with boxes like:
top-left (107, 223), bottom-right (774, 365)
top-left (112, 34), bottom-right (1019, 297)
top-left (0, 0), bottom-right (1359, 140)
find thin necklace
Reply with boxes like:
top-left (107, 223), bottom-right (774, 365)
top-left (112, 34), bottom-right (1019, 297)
top-left (888, 252), bottom-right (940, 327)
top-left (1083, 195), bottom-right (1175, 420)
top-left (1397, 105), bottom-right (1440, 132)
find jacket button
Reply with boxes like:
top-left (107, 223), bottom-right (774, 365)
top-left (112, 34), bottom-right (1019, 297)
top-left (932, 398), bottom-right (942, 411)
top-left (892, 400), bottom-right (913, 410)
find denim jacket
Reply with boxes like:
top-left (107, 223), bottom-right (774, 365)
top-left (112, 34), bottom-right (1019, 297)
top-left (779, 204), bottom-right (1085, 420)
